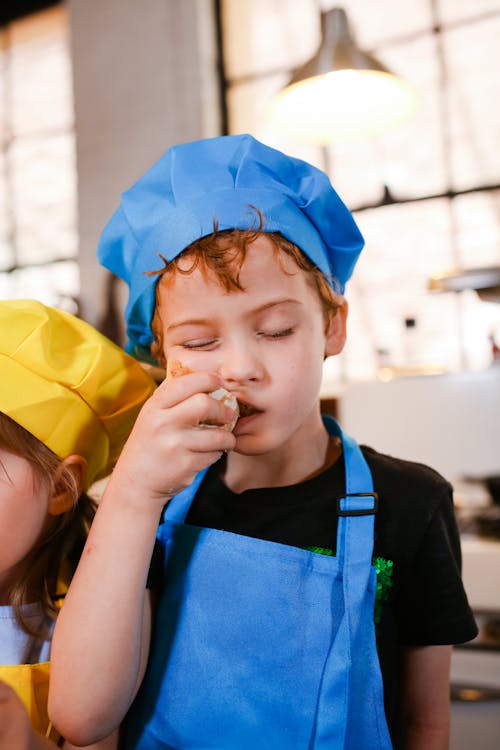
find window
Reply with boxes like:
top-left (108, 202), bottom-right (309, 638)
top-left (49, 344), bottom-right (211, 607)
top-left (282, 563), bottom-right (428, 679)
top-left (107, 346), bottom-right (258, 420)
top-left (0, 3), bottom-right (78, 312)
top-left (220, 0), bottom-right (500, 382)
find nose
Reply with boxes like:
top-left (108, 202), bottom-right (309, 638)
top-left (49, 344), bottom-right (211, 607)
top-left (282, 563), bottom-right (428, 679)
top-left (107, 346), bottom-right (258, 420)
top-left (218, 339), bottom-right (264, 386)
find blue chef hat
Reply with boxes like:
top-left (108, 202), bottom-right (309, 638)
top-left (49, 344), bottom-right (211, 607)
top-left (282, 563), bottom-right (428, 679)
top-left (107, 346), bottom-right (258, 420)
top-left (97, 133), bottom-right (364, 361)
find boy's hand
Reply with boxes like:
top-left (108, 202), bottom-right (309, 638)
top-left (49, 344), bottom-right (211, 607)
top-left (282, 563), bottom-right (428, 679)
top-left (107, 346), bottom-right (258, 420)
top-left (109, 370), bottom-right (237, 510)
top-left (0, 681), bottom-right (53, 749)
top-left (167, 359), bottom-right (239, 431)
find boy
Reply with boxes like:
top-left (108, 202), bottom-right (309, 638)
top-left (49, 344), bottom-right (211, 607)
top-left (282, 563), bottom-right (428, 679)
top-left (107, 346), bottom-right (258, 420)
top-left (49, 135), bottom-right (476, 749)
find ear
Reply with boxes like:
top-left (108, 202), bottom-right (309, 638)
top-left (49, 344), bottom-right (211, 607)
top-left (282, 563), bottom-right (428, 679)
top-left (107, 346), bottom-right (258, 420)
top-left (324, 299), bottom-right (348, 357)
top-left (48, 454), bottom-right (88, 516)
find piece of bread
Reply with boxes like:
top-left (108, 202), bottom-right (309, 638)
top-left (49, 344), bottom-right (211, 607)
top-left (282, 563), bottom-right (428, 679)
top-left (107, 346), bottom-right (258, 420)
top-left (166, 359), bottom-right (192, 380)
top-left (166, 359), bottom-right (239, 431)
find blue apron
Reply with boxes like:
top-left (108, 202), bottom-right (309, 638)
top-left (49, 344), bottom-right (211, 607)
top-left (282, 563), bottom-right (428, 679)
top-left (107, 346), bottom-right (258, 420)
top-left (125, 416), bottom-right (392, 749)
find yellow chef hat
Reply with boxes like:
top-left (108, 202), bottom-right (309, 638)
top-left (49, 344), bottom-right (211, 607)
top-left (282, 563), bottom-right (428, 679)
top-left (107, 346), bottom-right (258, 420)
top-left (0, 299), bottom-right (156, 489)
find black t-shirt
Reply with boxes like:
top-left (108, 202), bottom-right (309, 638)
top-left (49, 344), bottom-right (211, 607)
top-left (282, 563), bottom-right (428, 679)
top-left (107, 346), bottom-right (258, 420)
top-left (151, 444), bottom-right (477, 747)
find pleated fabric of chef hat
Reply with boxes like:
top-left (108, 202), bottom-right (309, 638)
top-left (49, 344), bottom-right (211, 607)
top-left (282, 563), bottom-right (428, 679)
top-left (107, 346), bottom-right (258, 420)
top-left (0, 299), bottom-right (156, 489)
top-left (97, 133), bottom-right (364, 361)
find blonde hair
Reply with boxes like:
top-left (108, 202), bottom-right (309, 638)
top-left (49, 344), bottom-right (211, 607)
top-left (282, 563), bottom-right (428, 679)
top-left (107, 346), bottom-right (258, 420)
top-left (149, 211), bottom-right (343, 367)
top-left (0, 412), bottom-right (96, 637)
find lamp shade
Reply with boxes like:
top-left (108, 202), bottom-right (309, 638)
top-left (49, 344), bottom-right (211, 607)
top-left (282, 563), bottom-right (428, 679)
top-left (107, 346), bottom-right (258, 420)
top-left (267, 8), bottom-right (417, 143)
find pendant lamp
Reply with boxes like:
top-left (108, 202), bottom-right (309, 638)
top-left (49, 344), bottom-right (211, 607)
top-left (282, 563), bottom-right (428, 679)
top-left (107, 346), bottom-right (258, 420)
top-left (267, 7), bottom-right (417, 144)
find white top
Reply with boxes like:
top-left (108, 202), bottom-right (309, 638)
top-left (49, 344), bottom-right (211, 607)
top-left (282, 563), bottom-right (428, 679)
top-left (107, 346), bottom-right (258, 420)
top-left (0, 602), bottom-right (53, 665)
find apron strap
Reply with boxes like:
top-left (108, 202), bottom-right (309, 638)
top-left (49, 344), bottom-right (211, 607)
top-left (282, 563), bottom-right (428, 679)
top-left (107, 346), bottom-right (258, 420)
top-left (323, 414), bottom-right (377, 627)
top-left (163, 468), bottom-right (208, 522)
top-left (323, 415), bottom-right (377, 566)
top-left (311, 417), bottom-right (380, 747)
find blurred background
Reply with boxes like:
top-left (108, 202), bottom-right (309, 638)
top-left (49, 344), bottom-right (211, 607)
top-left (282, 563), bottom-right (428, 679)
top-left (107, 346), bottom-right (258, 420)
top-left (1, 0), bottom-right (499, 384)
top-left (1, 2), bottom-right (500, 746)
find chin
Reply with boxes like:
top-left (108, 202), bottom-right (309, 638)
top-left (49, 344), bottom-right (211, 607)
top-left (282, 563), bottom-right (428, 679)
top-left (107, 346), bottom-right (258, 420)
top-left (231, 433), bottom-right (271, 456)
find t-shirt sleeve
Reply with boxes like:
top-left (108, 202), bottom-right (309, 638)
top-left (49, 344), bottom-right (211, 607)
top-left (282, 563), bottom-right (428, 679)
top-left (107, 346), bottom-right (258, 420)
top-left (395, 485), bottom-right (478, 646)
top-left (146, 537), bottom-right (165, 590)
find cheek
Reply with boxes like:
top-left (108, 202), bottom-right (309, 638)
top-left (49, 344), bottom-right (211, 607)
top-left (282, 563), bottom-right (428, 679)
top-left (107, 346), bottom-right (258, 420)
top-left (274, 345), bottom-right (323, 400)
top-left (0, 457), bottom-right (50, 554)
top-left (291, 320), bottom-right (328, 369)
top-left (166, 350), bottom-right (218, 374)
top-left (19, 477), bottom-right (50, 527)
top-left (291, 333), bottom-right (326, 395)
top-left (18, 502), bottom-right (48, 542)
top-left (0, 494), bottom-right (48, 572)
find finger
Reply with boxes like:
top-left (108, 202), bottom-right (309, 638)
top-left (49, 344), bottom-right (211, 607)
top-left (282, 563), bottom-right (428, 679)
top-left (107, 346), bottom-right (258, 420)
top-left (160, 391), bottom-right (237, 430)
top-left (153, 371), bottom-right (222, 408)
top-left (193, 392), bottom-right (238, 428)
top-left (154, 418), bottom-right (236, 457)
top-left (186, 425), bottom-right (237, 454)
top-left (154, 432), bottom-right (235, 497)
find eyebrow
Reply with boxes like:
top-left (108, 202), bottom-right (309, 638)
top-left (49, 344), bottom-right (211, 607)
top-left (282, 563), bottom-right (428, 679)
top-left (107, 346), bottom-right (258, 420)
top-left (166, 298), bottom-right (302, 332)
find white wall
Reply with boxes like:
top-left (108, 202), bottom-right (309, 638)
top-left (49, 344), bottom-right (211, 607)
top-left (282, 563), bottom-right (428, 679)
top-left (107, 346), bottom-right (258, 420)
top-left (67, 0), bottom-right (221, 336)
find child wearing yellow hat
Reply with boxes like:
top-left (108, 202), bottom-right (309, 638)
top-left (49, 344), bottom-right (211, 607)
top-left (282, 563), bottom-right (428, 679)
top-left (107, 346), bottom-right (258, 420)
top-left (0, 298), bottom-right (155, 749)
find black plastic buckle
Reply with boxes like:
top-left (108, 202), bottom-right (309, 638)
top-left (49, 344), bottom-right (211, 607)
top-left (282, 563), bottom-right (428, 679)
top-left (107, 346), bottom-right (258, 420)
top-left (336, 492), bottom-right (379, 517)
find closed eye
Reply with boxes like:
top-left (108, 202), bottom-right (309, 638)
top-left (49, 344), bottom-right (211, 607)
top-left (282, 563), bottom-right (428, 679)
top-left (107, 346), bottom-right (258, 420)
top-left (182, 339), bottom-right (218, 349)
top-left (259, 328), bottom-right (295, 339)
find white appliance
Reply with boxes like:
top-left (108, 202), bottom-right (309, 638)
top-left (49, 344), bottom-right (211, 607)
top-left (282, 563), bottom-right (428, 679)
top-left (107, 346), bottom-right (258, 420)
top-left (450, 538), bottom-right (500, 750)
top-left (337, 367), bottom-right (500, 484)
top-left (338, 368), bottom-right (500, 749)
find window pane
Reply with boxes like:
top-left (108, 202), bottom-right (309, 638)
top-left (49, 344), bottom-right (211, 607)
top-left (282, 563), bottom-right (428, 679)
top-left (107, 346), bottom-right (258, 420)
top-left (0, 5), bottom-right (77, 302)
top-left (10, 6), bottom-right (74, 135)
top-left (0, 259), bottom-right (79, 310)
top-left (11, 133), bottom-right (77, 264)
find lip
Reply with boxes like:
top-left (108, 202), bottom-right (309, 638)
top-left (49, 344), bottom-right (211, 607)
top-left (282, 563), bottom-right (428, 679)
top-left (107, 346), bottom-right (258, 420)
top-left (234, 398), bottom-right (262, 431)
top-left (236, 399), bottom-right (257, 418)
top-left (233, 412), bottom-right (259, 435)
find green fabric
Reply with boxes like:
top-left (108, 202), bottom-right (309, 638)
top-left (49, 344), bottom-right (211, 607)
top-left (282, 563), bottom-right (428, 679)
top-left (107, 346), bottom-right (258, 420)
top-left (304, 546), bottom-right (394, 645)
